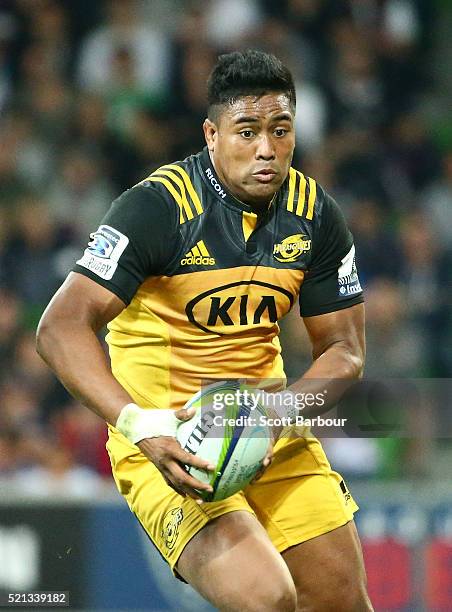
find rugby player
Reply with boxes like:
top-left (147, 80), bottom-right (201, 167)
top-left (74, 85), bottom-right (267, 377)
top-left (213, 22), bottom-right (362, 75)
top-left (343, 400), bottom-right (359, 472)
top-left (37, 50), bottom-right (372, 611)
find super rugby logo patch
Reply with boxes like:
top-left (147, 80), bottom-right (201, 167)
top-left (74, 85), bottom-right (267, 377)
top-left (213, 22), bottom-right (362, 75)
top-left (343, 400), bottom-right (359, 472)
top-left (76, 224), bottom-right (129, 280)
top-left (87, 233), bottom-right (114, 258)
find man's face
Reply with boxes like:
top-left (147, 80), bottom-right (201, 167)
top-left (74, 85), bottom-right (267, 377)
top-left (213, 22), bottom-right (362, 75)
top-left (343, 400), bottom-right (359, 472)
top-left (203, 93), bottom-right (296, 209)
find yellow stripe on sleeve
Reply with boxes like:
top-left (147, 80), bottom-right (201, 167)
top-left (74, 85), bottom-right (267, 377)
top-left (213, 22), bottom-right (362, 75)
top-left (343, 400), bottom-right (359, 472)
top-left (147, 177), bottom-right (185, 224)
top-left (151, 170), bottom-right (194, 221)
top-left (306, 177), bottom-right (317, 220)
top-left (295, 171), bottom-right (307, 216)
top-left (162, 164), bottom-right (203, 215)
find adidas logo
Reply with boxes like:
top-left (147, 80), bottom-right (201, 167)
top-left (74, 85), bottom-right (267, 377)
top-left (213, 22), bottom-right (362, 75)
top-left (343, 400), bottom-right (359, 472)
top-left (181, 240), bottom-right (215, 266)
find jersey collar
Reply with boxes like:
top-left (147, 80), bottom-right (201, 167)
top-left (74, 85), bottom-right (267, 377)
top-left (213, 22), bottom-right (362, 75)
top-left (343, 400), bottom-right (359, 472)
top-left (198, 147), bottom-right (276, 213)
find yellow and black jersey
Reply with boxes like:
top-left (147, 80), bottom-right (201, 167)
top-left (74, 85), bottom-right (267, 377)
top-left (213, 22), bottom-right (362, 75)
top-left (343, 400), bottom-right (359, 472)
top-left (74, 148), bottom-right (363, 410)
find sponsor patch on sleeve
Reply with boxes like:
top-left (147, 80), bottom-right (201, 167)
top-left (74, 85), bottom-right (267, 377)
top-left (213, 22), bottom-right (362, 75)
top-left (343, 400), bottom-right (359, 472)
top-left (338, 245), bottom-right (362, 296)
top-left (76, 224), bottom-right (129, 280)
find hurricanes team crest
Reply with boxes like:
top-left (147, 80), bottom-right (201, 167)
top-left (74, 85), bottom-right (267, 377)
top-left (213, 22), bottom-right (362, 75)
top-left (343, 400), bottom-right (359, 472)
top-left (273, 234), bottom-right (311, 262)
top-left (162, 507), bottom-right (184, 550)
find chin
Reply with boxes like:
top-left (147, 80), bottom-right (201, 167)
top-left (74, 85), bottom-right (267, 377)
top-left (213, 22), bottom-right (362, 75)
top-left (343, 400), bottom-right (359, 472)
top-left (248, 184), bottom-right (279, 203)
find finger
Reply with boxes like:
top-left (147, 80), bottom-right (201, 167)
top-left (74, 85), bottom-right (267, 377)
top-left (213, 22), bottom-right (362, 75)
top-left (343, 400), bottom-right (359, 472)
top-left (250, 449), bottom-right (273, 484)
top-left (263, 455), bottom-right (272, 468)
top-left (164, 480), bottom-right (187, 499)
top-left (159, 438), bottom-right (216, 472)
top-left (169, 476), bottom-right (209, 501)
top-left (175, 407), bottom-right (196, 421)
top-left (168, 461), bottom-right (214, 496)
top-left (161, 466), bottom-right (197, 499)
top-left (173, 446), bottom-right (216, 472)
top-left (250, 466), bottom-right (266, 484)
top-left (162, 473), bottom-right (187, 498)
top-left (263, 449), bottom-right (274, 468)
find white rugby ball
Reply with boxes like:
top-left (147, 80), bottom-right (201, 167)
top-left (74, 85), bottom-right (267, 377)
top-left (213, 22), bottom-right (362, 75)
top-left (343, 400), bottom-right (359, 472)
top-left (177, 381), bottom-right (271, 502)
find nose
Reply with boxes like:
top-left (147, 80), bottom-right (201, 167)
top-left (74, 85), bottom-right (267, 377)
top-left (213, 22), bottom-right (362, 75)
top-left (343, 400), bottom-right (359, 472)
top-left (255, 134), bottom-right (275, 160)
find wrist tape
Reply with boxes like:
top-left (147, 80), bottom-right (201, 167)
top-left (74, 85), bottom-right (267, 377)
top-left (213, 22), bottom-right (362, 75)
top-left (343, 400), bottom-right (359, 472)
top-left (115, 403), bottom-right (178, 444)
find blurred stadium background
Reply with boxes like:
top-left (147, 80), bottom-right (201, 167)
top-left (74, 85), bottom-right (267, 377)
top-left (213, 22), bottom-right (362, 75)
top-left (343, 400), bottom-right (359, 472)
top-left (0, 0), bottom-right (451, 610)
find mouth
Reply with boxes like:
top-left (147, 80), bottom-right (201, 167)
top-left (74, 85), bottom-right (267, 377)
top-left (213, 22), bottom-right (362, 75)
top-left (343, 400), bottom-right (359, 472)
top-left (252, 169), bottom-right (277, 184)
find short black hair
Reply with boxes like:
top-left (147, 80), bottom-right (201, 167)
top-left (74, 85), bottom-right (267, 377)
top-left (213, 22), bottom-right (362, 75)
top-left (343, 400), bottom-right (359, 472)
top-left (207, 50), bottom-right (296, 121)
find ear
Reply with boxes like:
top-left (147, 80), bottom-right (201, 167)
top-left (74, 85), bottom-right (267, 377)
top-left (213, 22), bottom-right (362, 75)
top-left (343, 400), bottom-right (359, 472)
top-left (203, 118), bottom-right (217, 153)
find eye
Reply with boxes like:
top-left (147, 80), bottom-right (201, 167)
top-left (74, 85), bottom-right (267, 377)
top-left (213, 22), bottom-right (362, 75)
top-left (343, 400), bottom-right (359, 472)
top-left (240, 130), bottom-right (255, 139)
top-left (274, 128), bottom-right (288, 137)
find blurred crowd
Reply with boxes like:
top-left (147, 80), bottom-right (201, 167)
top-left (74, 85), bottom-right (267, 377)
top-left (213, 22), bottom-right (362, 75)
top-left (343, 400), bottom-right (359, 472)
top-left (0, 0), bottom-right (450, 495)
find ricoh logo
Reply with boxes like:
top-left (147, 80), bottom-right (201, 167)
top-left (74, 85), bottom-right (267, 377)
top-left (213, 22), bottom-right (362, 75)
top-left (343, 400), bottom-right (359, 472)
top-left (205, 168), bottom-right (227, 199)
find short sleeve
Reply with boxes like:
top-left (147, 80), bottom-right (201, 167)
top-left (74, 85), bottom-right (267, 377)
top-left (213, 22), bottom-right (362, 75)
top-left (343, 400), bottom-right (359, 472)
top-left (73, 185), bottom-right (178, 305)
top-left (299, 190), bottom-right (364, 317)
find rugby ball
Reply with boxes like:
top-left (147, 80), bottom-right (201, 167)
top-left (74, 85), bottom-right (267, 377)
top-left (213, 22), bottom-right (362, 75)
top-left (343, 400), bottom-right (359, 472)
top-left (177, 381), bottom-right (271, 502)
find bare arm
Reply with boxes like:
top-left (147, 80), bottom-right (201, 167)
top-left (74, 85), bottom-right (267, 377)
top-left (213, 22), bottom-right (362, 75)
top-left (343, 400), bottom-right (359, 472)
top-left (36, 272), bottom-right (214, 499)
top-left (36, 272), bottom-right (131, 424)
top-left (252, 302), bottom-right (365, 477)
top-left (302, 302), bottom-right (365, 379)
top-left (287, 302), bottom-right (365, 416)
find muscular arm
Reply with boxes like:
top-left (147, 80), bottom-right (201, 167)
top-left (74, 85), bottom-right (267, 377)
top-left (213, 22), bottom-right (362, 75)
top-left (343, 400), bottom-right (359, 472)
top-left (36, 272), bottom-right (214, 499)
top-left (38, 185), bottom-right (177, 423)
top-left (303, 302), bottom-right (365, 379)
top-left (36, 272), bottom-right (131, 425)
top-left (286, 187), bottom-right (365, 417)
top-left (287, 303), bottom-right (365, 417)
